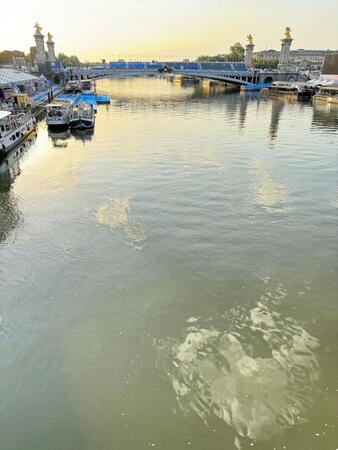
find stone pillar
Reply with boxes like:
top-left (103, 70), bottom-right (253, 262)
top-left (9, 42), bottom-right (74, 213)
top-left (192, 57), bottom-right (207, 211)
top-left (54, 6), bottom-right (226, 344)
top-left (34, 22), bottom-right (46, 64)
top-left (278, 27), bottom-right (293, 71)
top-left (245, 45), bottom-right (255, 69)
top-left (245, 35), bottom-right (255, 69)
top-left (47, 33), bottom-right (56, 62)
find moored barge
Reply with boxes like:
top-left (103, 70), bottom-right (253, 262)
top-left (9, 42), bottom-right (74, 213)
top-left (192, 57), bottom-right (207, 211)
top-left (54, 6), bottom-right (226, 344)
top-left (262, 82), bottom-right (314, 101)
top-left (0, 110), bottom-right (36, 158)
top-left (314, 86), bottom-right (338, 105)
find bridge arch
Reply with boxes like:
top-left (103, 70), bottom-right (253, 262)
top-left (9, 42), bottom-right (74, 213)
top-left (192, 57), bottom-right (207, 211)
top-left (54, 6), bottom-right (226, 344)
top-left (263, 76), bottom-right (273, 84)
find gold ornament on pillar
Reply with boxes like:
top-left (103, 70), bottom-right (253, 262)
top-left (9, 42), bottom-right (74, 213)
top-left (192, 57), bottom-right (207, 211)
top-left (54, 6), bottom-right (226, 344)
top-left (47, 33), bottom-right (54, 44)
top-left (284, 27), bottom-right (292, 39)
top-left (246, 34), bottom-right (254, 45)
top-left (34, 22), bottom-right (43, 35)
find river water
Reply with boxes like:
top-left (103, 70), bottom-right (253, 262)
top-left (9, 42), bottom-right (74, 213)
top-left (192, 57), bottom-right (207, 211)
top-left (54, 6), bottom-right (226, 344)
top-left (0, 77), bottom-right (337, 450)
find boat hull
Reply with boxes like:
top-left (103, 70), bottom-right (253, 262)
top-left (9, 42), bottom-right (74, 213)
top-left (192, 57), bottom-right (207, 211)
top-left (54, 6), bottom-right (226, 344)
top-left (0, 126), bottom-right (36, 159)
top-left (69, 118), bottom-right (82, 129)
top-left (314, 94), bottom-right (338, 105)
top-left (0, 115), bottom-right (36, 158)
top-left (80, 118), bottom-right (95, 129)
top-left (262, 89), bottom-right (311, 101)
top-left (69, 118), bottom-right (94, 130)
top-left (47, 116), bottom-right (70, 129)
top-left (328, 96), bottom-right (338, 105)
top-left (47, 123), bottom-right (69, 131)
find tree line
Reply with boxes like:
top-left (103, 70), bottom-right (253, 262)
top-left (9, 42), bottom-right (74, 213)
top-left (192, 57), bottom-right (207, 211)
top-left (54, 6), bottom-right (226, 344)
top-left (0, 49), bottom-right (81, 66)
top-left (1, 43), bottom-right (279, 69)
top-left (197, 42), bottom-right (278, 69)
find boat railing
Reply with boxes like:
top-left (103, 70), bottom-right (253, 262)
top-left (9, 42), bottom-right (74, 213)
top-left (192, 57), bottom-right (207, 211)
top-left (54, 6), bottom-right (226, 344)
top-left (9, 112), bottom-right (33, 128)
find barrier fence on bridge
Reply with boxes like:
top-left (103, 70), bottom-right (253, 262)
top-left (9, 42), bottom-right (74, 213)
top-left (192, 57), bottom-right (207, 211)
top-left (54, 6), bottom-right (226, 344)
top-left (66, 61), bottom-right (300, 86)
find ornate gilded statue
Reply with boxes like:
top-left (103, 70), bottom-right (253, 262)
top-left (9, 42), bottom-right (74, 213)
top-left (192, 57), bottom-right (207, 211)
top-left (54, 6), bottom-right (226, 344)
top-left (246, 34), bottom-right (254, 45)
top-left (284, 27), bottom-right (292, 39)
top-left (34, 22), bottom-right (42, 35)
top-left (47, 32), bottom-right (53, 43)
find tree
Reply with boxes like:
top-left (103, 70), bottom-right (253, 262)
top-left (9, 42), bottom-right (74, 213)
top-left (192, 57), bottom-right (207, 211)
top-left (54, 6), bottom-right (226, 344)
top-left (197, 54), bottom-right (230, 62)
top-left (0, 50), bottom-right (25, 65)
top-left (25, 46), bottom-right (37, 64)
top-left (68, 55), bottom-right (80, 66)
top-left (197, 42), bottom-right (245, 63)
top-left (57, 53), bottom-right (81, 67)
top-left (229, 42), bottom-right (245, 61)
top-left (253, 58), bottom-right (278, 69)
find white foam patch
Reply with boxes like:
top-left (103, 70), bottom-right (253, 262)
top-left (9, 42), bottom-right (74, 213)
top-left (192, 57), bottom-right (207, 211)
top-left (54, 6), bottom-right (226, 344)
top-left (251, 160), bottom-right (289, 213)
top-left (96, 197), bottom-right (145, 249)
top-left (186, 317), bottom-right (199, 324)
top-left (158, 284), bottom-right (320, 446)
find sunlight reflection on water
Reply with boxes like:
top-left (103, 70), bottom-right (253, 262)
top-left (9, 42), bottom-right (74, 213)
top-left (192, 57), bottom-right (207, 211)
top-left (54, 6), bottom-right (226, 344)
top-left (158, 282), bottom-right (320, 448)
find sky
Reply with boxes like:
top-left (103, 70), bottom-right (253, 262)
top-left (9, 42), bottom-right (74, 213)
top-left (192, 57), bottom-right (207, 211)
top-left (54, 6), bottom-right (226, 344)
top-left (1, 0), bottom-right (337, 61)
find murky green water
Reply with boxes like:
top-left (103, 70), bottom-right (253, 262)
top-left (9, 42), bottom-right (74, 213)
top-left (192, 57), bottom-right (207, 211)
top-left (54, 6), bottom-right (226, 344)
top-left (0, 78), bottom-right (337, 450)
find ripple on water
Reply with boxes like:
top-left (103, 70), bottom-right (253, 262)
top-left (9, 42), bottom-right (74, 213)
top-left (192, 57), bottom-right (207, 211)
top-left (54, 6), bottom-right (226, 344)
top-left (251, 160), bottom-right (289, 214)
top-left (157, 283), bottom-right (319, 448)
top-left (95, 197), bottom-right (145, 249)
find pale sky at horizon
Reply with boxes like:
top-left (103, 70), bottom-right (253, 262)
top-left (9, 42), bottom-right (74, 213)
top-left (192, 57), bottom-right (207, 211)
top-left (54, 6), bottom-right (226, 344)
top-left (1, 0), bottom-right (337, 60)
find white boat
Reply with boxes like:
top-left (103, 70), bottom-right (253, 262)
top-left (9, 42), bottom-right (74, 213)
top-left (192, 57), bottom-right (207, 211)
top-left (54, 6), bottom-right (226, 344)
top-left (314, 86), bottom-right (338, 105)
top-left (0, 110), bottom-right (36, 158)
top-left (64, 80), bottom-right (82, 93)
top-left (0, 132), bottom-right (37, 182)
top-left (262, 82), bottom-right (314, 101)
top-left (46, 99), bottom-right (72, 128)
top-left (80, 80), bottom-right (96, 95)
top-left (69, 102), bottom-right (95, 129)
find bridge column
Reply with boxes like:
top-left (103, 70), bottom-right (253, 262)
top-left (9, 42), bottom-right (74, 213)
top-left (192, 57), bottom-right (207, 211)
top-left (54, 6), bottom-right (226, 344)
top-left (245, 34), bottom-right (255, 69)
top-left (278, 27), bottom-right (293, 71)
top-left (34, 22), bottom-right (46, 64)
top-left (47, 33), bottom-right (56, 62)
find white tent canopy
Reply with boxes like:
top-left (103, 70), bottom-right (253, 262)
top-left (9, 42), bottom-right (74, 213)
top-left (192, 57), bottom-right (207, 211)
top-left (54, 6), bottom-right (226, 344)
top-left (307, 75), bottom-right (338, 87)
top-left (0, 68), bottom-right (39, 87)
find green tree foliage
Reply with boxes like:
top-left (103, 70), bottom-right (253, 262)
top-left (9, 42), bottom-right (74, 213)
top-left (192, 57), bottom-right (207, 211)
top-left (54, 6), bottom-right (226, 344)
top-left (57, 53), bottom-right (81, 67)
top-left (253, 59), bottom-right (278, 69)
top-left (0, 50), bottom-right (25, 64)
top-left (197, 55), bottom-right (229, 62)
top-left (25, 46), bottom-right (37, 64)
top-left (229, 42), bottom-right (245, 61)
top-left (197, 42), bottom-right (246, 62)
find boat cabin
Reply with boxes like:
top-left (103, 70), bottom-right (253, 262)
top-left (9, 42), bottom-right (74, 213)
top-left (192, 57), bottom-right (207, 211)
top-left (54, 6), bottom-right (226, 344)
top-left (80, 80), bottom-right (95, 94)
top-left (0, 111), bottom-right (12, 137)
top-left (0, 110), bottom-right (36, 155)
top-left (46, 99), bottom-right (71, 117)
top-left (0, 111), bottom-right (31, 138)
top-left (317, 85), bottom-right (338, 96)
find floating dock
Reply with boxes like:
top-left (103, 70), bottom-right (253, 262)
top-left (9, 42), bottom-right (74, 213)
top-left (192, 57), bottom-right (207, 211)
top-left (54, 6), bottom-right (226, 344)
top-left (96, 95), bottom-right (111, 104)
top-left (79, 94), bottom-right (97, 111)
top-left (57, 93), bottom-right (80, 104)
top-left (241, 83), bottom-right (271, 92)
top-left (56, 92), bottom-right (109, 110)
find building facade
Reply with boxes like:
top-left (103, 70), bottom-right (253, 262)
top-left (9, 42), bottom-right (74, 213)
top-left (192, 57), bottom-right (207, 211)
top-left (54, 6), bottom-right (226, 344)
top-left (254, 49), bottom-right (338, 65)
